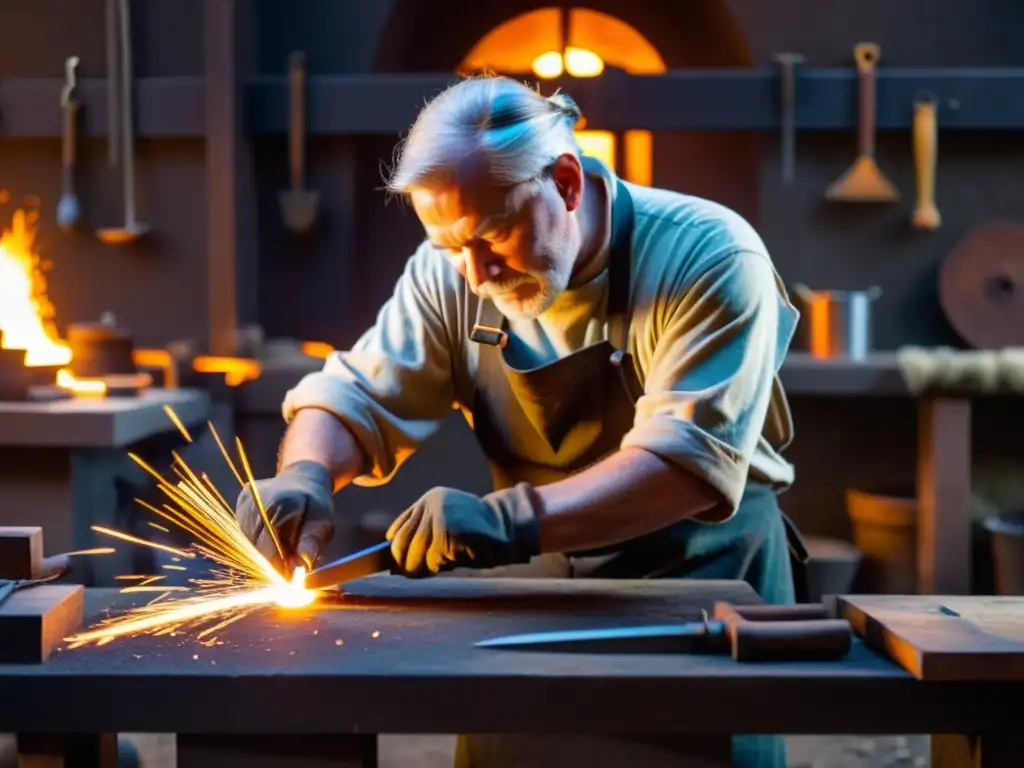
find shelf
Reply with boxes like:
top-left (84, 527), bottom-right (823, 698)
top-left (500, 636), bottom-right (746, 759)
top-left (2, 67), bottom-right (1023, 138)
top-left (780, 353), bottom-right (909, 397)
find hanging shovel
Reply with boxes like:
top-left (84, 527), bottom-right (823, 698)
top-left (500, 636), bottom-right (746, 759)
top-left (825, 42), bottom-right (899, 203)
top-left (279, 51), bottom-right (320, 235)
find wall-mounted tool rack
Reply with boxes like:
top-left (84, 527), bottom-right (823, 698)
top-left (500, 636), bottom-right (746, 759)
top-left (1, 66), bottom-right (1024, 138)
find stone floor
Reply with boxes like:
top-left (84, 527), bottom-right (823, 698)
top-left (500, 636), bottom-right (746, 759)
top-left (1, 732), bottom-right (931, 766)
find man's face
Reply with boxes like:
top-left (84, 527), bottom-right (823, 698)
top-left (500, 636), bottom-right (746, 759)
top-left (410, 154), bottom-right (585, 321)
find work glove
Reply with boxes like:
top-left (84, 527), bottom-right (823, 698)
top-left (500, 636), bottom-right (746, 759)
top-left (235, 460), bottom-right (336, 572)
top-left (386, 483), bottom-right (542, 576)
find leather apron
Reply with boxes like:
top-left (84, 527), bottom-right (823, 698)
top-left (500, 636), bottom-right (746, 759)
top-left (456, 180), bottom-right (802, 768)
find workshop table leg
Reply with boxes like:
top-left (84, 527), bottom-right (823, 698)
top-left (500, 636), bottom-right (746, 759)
top-left (71, 449), bottom-right (136, 587)
top-left (175, 734), bottom-right (378, 767)
top-left (916, 398), bottom-right (972, 595)
top-left (16, 733), bottom-right (118, 767)
top-left (932, 732), bottom-right (1024, 767)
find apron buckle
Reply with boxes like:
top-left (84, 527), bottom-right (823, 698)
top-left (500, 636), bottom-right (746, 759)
top-left (470, 324), bottom-right (509, 348)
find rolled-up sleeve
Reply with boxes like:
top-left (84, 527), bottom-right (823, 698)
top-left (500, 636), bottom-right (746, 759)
top-left (282, 243), bottom-right (457, 486)
top-left (620, 249), bottom-right (784, 522)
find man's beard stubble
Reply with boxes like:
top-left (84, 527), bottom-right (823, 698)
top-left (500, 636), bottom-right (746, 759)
top-left (480, 233), bottom-right (578, 321)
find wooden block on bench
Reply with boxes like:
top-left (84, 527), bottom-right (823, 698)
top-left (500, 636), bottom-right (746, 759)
top-left (0, 526), bottom-right (42, 580)
top-left (0, 584), bottom-right (84, 663)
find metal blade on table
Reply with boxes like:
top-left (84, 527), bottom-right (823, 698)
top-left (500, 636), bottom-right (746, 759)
top-left (304, 541), bottom-right (393, 591)
top-left (476, 621), bottom-right (732, 654)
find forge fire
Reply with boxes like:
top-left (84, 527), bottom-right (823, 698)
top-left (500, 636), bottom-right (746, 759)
top-left (0, 208), bottom-right (71, 368)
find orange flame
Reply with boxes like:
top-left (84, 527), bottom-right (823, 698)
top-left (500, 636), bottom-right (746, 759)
top-left (0, 209), bottom-right (72, 367)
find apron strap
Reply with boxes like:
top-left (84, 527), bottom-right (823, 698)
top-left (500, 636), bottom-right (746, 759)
top-left (469, 289), bottom-right (508, 348)
top-left (606, 179), bottom-right (635, 352)
top-left (780, 512), bottom-right (812, 603)
top-left (469, 174), bottom-right (637, 351)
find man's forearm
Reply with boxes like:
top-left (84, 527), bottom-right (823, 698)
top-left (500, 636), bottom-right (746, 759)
top-left (277, 408), bottom-right (366, 492)
top-left (533, 447), bottom-right (720, 554)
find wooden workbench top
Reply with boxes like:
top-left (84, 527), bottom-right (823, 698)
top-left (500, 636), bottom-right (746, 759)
top-left (0, 577), bottom-right (1017, 737)
top-left (0, 388), bottom-right (209, 448)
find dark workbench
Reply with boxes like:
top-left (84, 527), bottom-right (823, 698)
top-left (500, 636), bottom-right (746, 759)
top-left (0, 578), bottom-right (1020, 767)
top-left (0, 389), bottom-right (211, 586)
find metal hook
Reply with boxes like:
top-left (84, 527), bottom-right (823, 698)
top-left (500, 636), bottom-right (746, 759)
top-left (61, 56), bottom-right (80, 106)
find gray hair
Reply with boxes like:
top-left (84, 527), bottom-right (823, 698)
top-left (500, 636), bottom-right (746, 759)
top-left (386, 76), bottom-right (583, 194)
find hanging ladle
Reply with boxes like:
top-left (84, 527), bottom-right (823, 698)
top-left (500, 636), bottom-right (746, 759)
top-left (56, 56), bottom-right (82, 232)
top-left (97, 0), bottom-right (149, 244)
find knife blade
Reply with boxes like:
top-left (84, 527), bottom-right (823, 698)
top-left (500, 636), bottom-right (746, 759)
top-left (304, 541), bottom-right (393, 591)
top-left (476, 620), bottom-right (731, 654)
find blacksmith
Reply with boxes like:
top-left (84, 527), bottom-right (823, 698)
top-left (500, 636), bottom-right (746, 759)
top-left (237, 75), bottom-right (804, 767)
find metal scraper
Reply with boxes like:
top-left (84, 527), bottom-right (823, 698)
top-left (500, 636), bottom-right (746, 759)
top-left (304, 541), bottom-right (393, 591)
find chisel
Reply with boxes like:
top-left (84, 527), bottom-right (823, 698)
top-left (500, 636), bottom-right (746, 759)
top-left (303, 541), bottom-right (393, 591)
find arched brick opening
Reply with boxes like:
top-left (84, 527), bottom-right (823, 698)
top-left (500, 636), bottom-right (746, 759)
top-left (372, 0), bottom-right (761, 223)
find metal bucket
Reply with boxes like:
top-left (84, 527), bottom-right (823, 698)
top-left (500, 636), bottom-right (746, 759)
top-left (792, 284), bottom-right (882, 360)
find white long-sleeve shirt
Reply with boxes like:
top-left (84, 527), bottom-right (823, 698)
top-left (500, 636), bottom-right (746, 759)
top-left (284, 160), bottom-right (800, 522)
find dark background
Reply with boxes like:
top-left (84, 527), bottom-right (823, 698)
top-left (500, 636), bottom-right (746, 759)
top-left (2, 0), bottom-right (1022, 545)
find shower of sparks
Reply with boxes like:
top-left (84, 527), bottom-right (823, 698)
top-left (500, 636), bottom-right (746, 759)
top-left (64, 410), bottom-right (321, 648)
top-left (64, 547), bottom-right (116, 557)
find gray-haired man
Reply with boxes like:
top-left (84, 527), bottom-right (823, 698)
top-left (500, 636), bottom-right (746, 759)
top-left (237, 75), bottom-right (802, 767)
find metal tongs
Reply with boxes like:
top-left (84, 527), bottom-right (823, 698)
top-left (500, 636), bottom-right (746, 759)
top-left (476, 602), bottom-right (853, 661)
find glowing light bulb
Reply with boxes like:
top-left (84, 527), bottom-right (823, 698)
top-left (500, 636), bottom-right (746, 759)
top-left (532, 50), bottom-right (564, 79)
top-left (564, 48), bottom-right (604, 78)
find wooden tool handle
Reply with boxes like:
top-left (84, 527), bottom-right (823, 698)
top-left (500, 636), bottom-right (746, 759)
top-left (713, 602), bottom-right (852, 662)
top-left (714, 603), bottom-right (829, 622)
top-left (729, 619), bottom-right (852, 661)
top-left (288, 51), bottom-right (307, 190)
top-left (912, 98), bottom-right (941, 230)
top-left (853, 42), bottom-right (880, 157)
top-left (62, 100), bottom-right (78, 169)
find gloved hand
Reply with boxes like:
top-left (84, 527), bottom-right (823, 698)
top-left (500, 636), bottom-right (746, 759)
top-left (386, 483), bottom-right (542, 576)
top-left (235, 460), bottom-right (336, 571)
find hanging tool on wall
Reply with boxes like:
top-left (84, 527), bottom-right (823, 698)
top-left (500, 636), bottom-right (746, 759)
top-left (911, 94), bottom-right (941, 230)
top-left (773, 52), bottom-right (805, 184)
top-left (939, 222), bottom-right (1024, 349)
top-left (826, 42), bottom-right (899, 202)
top-left (97, 0), bottom-right (150, 245)
top-left (279, 51), bottom-right (321, 235)
top-left (56, 56), bottom-right (82, 232)
top-left (105, 0), bottom-right (120, 167)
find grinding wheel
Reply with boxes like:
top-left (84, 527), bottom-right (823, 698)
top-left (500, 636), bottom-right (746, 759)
top-left (938, 222), bottom-right (1024, 348)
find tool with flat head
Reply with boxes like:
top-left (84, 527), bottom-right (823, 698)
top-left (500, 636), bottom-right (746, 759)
top-left (96, 0), bottom-right (150, 244)
top-left (279, 50), bottom-right (321, 235)
top-left (826, 42), bottom-right (900, 203)
top-left (476, 601), bottom-right (852, 661)
top-left (773, 52), bottom-right (805, 184)
top-left (304, 540), bottom-right (393, 591)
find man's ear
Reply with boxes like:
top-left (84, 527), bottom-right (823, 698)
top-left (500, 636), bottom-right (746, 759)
top-left (550, 153), bottom-right (584, 212)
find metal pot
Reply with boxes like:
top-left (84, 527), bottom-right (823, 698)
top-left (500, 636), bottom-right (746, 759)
top-left (791, 284), bottom-right (882, 361)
